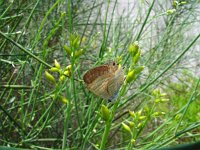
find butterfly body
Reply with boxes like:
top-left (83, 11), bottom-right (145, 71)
top-left (83, 62), bottom-right (124, 100)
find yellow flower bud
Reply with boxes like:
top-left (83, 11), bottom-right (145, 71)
top-left (129, 110), bottom-right (136, 118)
top-left (160, 99), bottom-right (169, 102)
top-left (126, 70), bottom-right (135, 83)
top-left (152, 89), bottom-right (157, 96)
top-left (155, 99), bottom-right (161, 103)
top-left (153, 112), bottom-right (160, 117)
top-left (66, 65), bottom-right (72, 71)
top-left (101, 105), bottom-right (110, 122)
top-left (173, 1), bottom-right (178, 8)
top-left (64, 70), bottom-right (70, 76)
top-left (180, 1), bottom-right (187, 5)
top-left (152, 89), bottom-right (161, 97)
top-left (131, 139), bottom-right (136, 145)
top-left (73, 37), bottom-right (80, 49)
top-left (71, 52), bottom-right (74, 57)
top-left (137, 123), bottom-right (143, 128)
top-left (175, 114), bottom-right (181, 121)
top-left (133, 50), bottom-right (141, 64)
top-left (166, 9), bottom-right (176, 15)
top-left (139, 116), bottom-right (146, 120)
top-left (144, 106), bottom-right (150, 113)
top-left (129, 41), bottom-right (139, 56)
top-left (59, 75), bottom-right (66, 82)
top-left (49, 67), bottom-right (60, 72)
top-left (75, 49), bottom-right (84, 59)
top-left (61, 12), bottom-right (66, 17)
top-left (64, 65), bottom-right (72, 76)
top-left (45, 71), bottom-right (56, 84)
top-left (127, 121), bottom-right (135, 127)
top-left (64, 45), bottom-right (72, 55)
top-left (161, 112), bottom-right (166, 115)
top-left (60, 96), bottom-right (68, 104)
top-left (153, 112), bottom-right (165, 116)
top-left (137, 110), bottom-right (142, 116)
top-left (122, 122), bottom-right (131, 133)
top-left (134, 66), bottom-right (144, 75)
top-left (54, 59), bottom-right (60, 69)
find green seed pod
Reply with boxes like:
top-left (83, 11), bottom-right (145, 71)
top-left (128, 41), bottom-right (139, 56)
top-left (64, 45), bottom-right (72, 55)
top-left (129, 110), bottom-right (136, 118)
top-left (133, 50), bottom-right (141, 64)
top-left (153, 112), bottom-right (160, 117)
top-left (173, 1), bottom-right (178, 8)
top-left (175, 114), bottom-right (181, 120)
top-left (65, 65), bottom-right (72, 71)
top-left (60, 96), bottom-right (68, 104)
top-left (54, 59), bottom-right (60, 69)
top-left (49, 67), bottom-right (60, 73)
top-left (139, 116), bottom-right (146, 120)
top-left (131, 139), bottom-right (136, 145)
top-left (160, 98), bottom-right (169, 102)
top-left (45, 71), bottom-right (56, 84)
top-left (134, 66), bottom-right (144, 75)
top-left (180, 1), bottom-right (187, 5)
top-left (59, 75), bottom-right (66, 82)
top-left (122, 122), bottom-right (131, 133)
top-left (101, 105), bottom-right (110, 122)
top-left (75, 49), bottom-right (84, 59)
top-left (137, 122), bottom-right (143, 128)
top-left (127, 121), bottom-right (135, 127)
top-left (126, 70), bottom-right (135, 83)
top-left (166, 9), bottom-right (176, 15)
top-left (64, 70), bottom-right (70, 76)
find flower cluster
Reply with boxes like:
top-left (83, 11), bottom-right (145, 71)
top-left (121, 109), bottom-right (147, 145)
top-left (121, 89), bottom-right (169, 147)
top-left (126, 41), bottom-right (144, 84)
top-left (45, 59), bottom-right (72, 84)
top-left (63, 33), bottom-right (85, 59)
top-left (166, 1), bottom-right (187, 15)
top-left (45, 60), bottom-right (71, 104)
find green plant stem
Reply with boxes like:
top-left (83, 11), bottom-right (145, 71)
top-left (127, 133), bottom-right (134, 150)
top-left (0, 31), bottom-right (52, 68)
top-left (62, 1), bottom-right (81, 149)
top-left (174, 76), bottom-right (200, 133)
top-left (0, 85), bottom-right (33, 89)
top-left (62, 102), bottom-right (71, 150)
top-left (152, 122), bottom-right (200, 149)
top-left (100, 99), bottom-right (120, 150)
top-left (100, 120), bottom-right (112, 150)
top-left (0, 104), bottom-right (26, 134)
top-left (25, 99), bottom-right (55, 139)
top-left (100, 83), bottom-right (128, 150)
top-left (0, 2), bottom-right (13, 18)
top-left (99, 0), bottom-right (110, 59)
top-left (31, 0), bottom-right (62, 49)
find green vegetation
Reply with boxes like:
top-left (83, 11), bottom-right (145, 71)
top-left (0, 0), bottom-right (200, 149)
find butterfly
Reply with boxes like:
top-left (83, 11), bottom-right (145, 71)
top-left (83, 62), bottom-right (124, 101)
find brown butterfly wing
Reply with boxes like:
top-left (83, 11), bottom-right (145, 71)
top-left (83, 65), bottom-right (110, 84)
top-left (107, 68), bottom-right (124, 97)
top-left (87, 73), bottom-right (114, 99)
